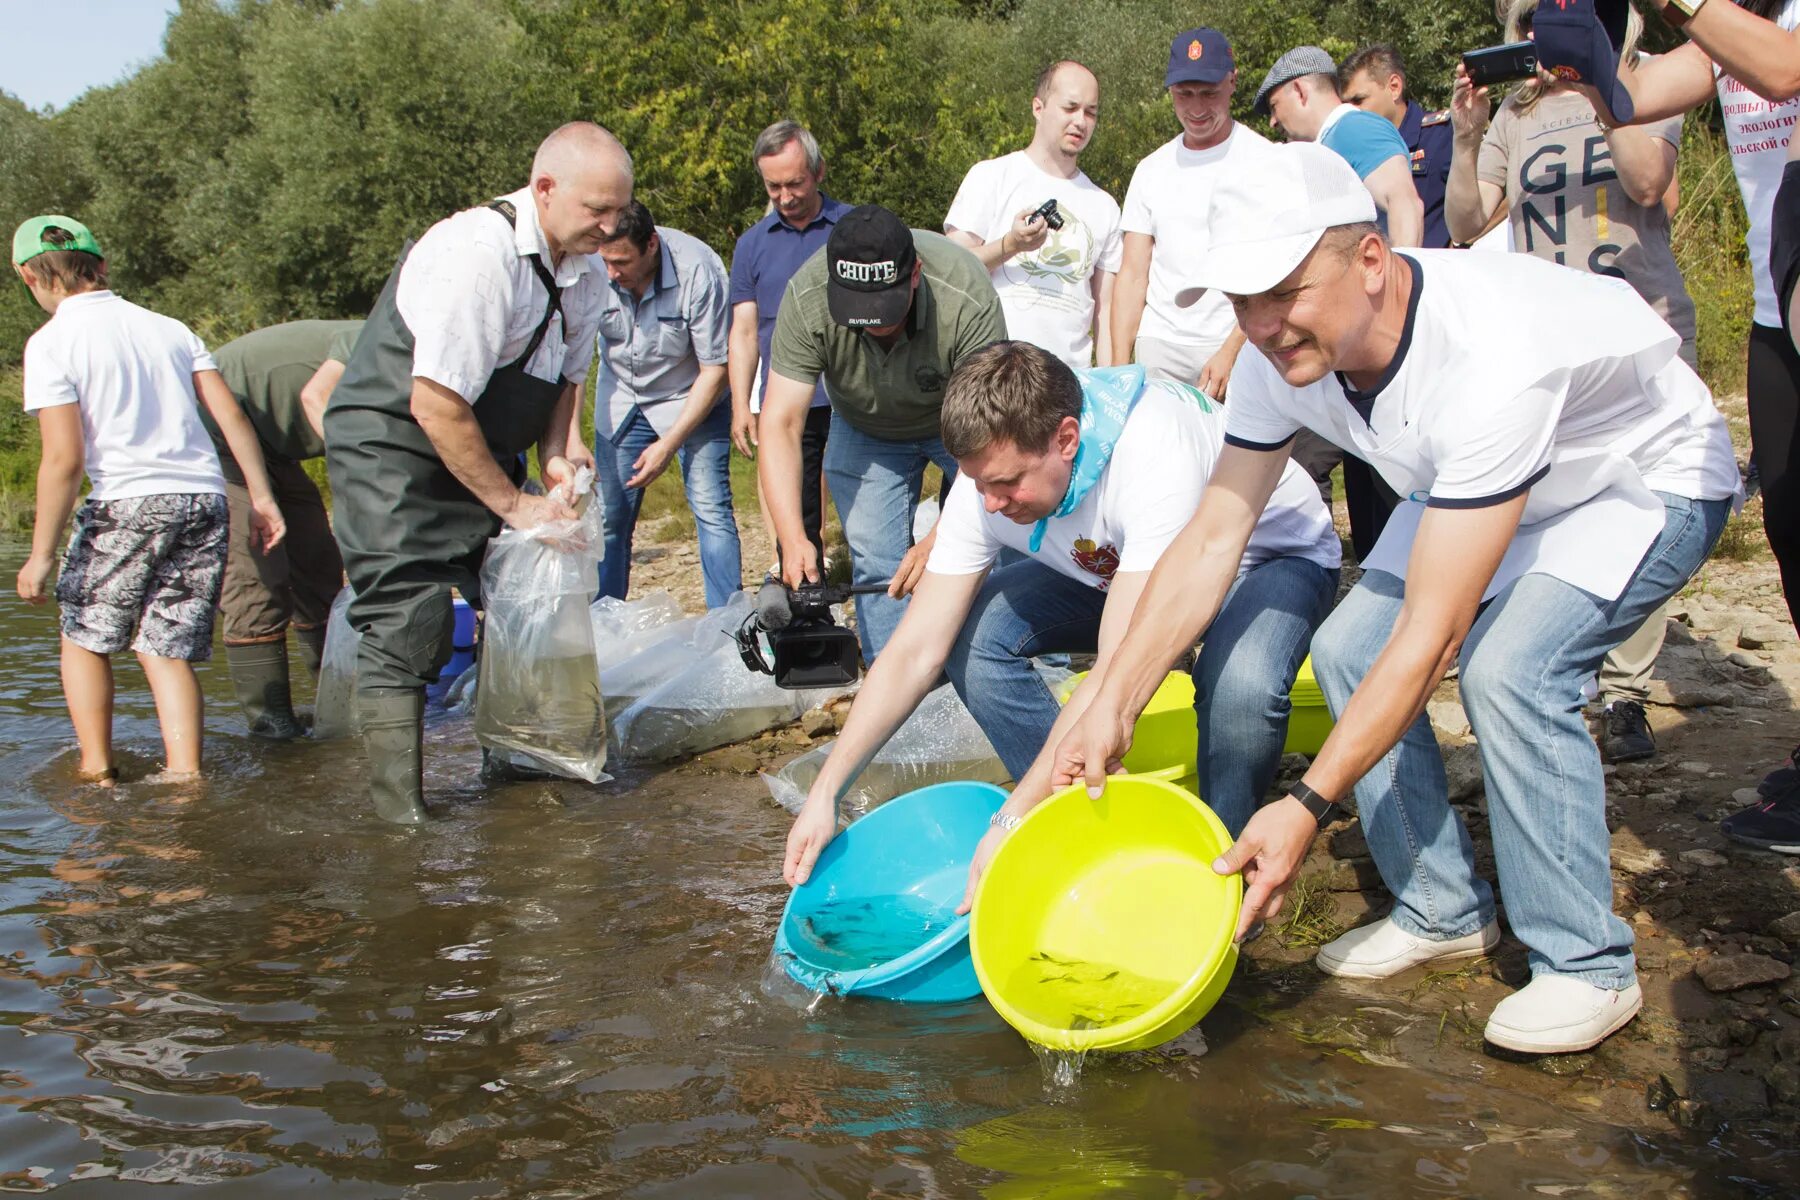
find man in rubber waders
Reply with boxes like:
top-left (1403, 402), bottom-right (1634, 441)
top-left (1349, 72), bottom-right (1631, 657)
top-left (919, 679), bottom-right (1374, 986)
top-left (324, 122), bottom-right (631, 824)
top-left (207, 319), bottom-right (361, 740)
top-left (1053, 143), bottom-right (1739, 1055)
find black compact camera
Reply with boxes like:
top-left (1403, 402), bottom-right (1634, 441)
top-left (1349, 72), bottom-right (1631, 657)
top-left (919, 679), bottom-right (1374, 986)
top-left (1030, 198), bottom-right (1065, 231)
top-left (1462, 41), bottom-right (1539, 87)
top-left (736, 578), bottom-right (888, 689)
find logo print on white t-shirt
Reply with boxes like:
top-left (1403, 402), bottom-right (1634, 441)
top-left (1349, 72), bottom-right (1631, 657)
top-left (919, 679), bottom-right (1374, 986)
top-left (1070, 537), bottom-right (1121, 588)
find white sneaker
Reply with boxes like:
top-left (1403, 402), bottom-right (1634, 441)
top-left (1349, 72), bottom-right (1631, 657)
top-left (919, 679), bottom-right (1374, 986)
top-left (1314, 916), bottom-right (1500, 979)
top-left (1484, 974), bottom-right (1642, 1054)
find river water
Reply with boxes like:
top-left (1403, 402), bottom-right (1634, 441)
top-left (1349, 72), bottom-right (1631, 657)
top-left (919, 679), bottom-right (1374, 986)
top-left (0, 551), bottom-right (1795, 1196)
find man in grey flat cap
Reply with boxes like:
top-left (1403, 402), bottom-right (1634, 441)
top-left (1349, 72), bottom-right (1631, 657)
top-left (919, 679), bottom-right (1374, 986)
top-left (1255, 46), bottom-right (1423, 248)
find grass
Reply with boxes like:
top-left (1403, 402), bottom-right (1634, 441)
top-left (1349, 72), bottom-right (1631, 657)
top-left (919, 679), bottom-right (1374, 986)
top-left (1275, 870), bottom-right (1347, 950)
top-left (1714, 497), bottom-right (1767, 562)
top-left (0, 367), bottom-right (40, 536)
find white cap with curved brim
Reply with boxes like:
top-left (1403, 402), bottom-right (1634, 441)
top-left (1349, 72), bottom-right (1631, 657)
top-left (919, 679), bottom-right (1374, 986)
top-left (1188, 142), bottom-right (1377, 299)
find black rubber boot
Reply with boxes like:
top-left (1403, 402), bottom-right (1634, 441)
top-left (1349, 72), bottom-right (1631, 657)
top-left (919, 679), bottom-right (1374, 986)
top-left (1600, 700), bottom-right (1656, 763)
top-left (293, 623), bottom-right (328, 677)
top-left (358, 687), bottom-right (429, 825)
top-left (225, 642), bottom-right (304, 741)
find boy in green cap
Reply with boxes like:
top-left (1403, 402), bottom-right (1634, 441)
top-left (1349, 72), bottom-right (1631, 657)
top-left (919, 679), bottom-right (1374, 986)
top-left (12, 215), bottom-right (288, 782)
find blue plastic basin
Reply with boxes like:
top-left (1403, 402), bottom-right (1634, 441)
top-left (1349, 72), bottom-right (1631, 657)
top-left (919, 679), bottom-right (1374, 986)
top-left (428, 597), bottom-right (478, 704)
top-left (774, 780), bottom-right (1006, 1002)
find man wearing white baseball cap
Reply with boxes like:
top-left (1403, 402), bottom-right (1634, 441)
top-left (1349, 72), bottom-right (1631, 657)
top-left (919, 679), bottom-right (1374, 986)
top-left (1050, 142), bottom-right (1741, 1054)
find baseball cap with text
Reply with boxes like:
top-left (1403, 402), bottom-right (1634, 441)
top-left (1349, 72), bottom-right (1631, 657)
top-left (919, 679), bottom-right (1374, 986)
top-left (825, 205), bottom-right (917, 328)
top-left (1191, 142), bottom-right (1377, 296)
top-left (12, 215), bottom-right (103, 267)
top-left (1165, 28), bottom-right (1235, 87)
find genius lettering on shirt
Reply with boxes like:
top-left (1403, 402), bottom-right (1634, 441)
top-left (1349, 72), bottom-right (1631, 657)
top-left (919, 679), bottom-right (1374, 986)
top-left (836, 259), bottom-right (899, 285)
top-left (1070, 537), bottom-right (1121, 588)
top-left (1516, 125), bottom-right (1629, 279)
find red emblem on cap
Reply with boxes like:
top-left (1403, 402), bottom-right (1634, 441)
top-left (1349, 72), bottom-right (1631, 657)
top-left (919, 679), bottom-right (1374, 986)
top-left (1188, 39), bottom-right (1203, 60)
top-left (1552, 64), bottom-right (1582, 82)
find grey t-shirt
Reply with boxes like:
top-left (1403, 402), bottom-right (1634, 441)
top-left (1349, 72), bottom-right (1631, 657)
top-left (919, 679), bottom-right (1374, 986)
top-left (1478, 89), bottom-right (1695, 353)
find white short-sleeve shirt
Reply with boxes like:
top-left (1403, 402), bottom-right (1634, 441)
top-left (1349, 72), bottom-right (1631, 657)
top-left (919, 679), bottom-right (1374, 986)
top-left (396, 186), bottom-right (607, 402)
top-left (22, 290), bottom-right (224, 501)
top-left (944, 151), bottom-right (1123, 370)
top-left (1223, 250), bottom-right (1740, 598)
top-left (1716, 0), bottom-right (1800, 327)
top-left (1120, 124), bottom-right (1272, 354)
top-left (928, 381), bottom-right (1339, 591)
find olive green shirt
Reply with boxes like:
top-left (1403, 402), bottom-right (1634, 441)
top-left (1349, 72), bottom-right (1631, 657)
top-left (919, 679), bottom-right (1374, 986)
top-left (206, 319), bottom-right (364, 463)
top-left (769, 230), bottom-right (1006, 440)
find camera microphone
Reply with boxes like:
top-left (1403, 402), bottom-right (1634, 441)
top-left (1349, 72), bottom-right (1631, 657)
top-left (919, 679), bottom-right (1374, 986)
top-left (753, 577), bottom-right (795, 631)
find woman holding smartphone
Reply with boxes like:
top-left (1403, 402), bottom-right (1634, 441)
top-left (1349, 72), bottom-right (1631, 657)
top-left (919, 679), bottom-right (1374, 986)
top-left (1604, 0), bottom-right (1800, 852)
top-left (1445, 0), bottom-right (1693, 770)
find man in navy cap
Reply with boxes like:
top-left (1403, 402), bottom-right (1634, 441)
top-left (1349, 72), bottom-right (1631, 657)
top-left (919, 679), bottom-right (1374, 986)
top-left (758, 205), bottom-right (1006, 659)
top-left (1111, 27), bottom-right (1273, 400)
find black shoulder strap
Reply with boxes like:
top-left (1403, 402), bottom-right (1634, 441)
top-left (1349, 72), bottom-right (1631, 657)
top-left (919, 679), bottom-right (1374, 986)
top-left (486, 199), bottom-right (565, 371)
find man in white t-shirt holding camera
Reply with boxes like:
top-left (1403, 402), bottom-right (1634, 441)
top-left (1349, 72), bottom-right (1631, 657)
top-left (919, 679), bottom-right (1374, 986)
top-left (1054, 143), bottom-right (1740, 1055)
top-left (781, 340), bottom-right (1340, 904)
top-left (944, 61), bottom-right (1123, 370)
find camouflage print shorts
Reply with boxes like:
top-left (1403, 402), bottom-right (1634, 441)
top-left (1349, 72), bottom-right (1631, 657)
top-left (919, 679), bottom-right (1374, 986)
top-left (57, 493), bottom-right (229, 661)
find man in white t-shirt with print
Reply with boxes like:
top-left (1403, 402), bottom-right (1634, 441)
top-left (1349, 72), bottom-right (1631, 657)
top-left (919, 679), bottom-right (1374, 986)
top-left (1053, 144), bottom-right (1740, 1056)
top-left (944, 61), bottom-right (1123, 370)
top-left (1112, 27), bottom-right (1271, 397)
top-left (781, 340), bottom-right (1341, 902)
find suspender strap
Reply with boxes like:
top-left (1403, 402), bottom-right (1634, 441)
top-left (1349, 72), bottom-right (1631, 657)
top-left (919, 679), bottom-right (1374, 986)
top-left (485, 199), bottom-right (565, 372)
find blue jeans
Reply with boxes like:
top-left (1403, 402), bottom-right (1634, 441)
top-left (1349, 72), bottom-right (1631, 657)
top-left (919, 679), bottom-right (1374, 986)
top-left (596, 403), bottom-right (741, 610)
top-left (1309, 492), bottom-right (1730, 989)
top-left (822, 418), bottom-right (958, 660)
top-left (942, 554), bottom-right (1337, 834)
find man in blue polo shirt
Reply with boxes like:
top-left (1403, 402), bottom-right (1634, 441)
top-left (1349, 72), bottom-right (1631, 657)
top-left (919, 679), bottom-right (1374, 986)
top-left (728, 120), bottom-right (849, 562)
top-left (1339, 44), bottom-right (1454, 250)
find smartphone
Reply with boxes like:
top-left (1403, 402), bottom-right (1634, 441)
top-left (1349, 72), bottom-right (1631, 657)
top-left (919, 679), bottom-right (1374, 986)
top-left (1462, 41), bottom-right (1539, 87)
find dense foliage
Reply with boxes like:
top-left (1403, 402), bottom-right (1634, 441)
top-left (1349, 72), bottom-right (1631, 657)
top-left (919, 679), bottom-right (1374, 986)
top-left (0, 0), bottom-right (1748, 388)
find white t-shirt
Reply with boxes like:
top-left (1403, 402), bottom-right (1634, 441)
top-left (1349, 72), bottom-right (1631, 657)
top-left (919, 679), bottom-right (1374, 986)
top-left (1716, 0), bottom-right (1800, 327)
top-left (1120, 124), bottom-right (1273, 353)
top-left (1223, 250), bottom-right (1740, 599)
top-left (927, 381), bottom-right (1339, 591)
top-left (397, 186), bottom-right (607, 402)
top-left (22, 290), bottom-right (225, 501)
top-left (944, 151), bottom-right (1123, 369)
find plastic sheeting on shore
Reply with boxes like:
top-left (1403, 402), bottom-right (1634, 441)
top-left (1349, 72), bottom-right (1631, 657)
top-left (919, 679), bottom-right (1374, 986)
top-left (608, 592), bottom-right (856, 763)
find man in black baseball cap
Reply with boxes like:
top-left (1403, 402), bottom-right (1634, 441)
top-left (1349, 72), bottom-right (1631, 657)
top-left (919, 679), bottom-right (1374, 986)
top-left (758, 203), bottom-right (1006, 659)
top-left (825, 206), bottom-right (919, 328)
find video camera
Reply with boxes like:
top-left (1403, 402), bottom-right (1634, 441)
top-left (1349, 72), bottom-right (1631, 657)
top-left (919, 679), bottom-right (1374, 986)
top-left (735, 577), bottom-right (892, 689)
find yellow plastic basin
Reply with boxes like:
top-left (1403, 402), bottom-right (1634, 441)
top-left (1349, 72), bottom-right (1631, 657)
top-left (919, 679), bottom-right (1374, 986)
top-left (1057, 657), bottom-right (1334, 779)
top-left (969, 773), bottom-right (1241, 1053)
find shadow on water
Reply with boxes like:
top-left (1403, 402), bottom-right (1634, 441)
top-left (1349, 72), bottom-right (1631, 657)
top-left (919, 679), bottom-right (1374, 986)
top-left (0, 546), bottom-right (1796, 1196)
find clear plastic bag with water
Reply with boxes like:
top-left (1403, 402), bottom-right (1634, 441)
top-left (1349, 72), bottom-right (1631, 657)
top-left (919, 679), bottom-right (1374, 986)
top-left (472, 474), bottom-right (610, 783)
top-left (609, 592), bottom-right (857, 763)
top-left (761, 664), bottom-right (1071, 819)
top-left (312, 587), bottom-right (360, 740)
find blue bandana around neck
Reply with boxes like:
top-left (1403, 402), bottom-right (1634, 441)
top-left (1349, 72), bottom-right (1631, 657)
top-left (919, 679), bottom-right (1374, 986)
top-left (1028, 365), bottom-right (1148, 553)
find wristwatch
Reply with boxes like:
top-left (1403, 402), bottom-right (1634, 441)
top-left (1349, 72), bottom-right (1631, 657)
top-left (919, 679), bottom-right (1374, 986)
top-left (1661, 0), bottom-right (1708, 29)
top-left (1287, 781), bottom-right (1339, 828)
top-left (991, 810), bottom-right (1025, 833)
